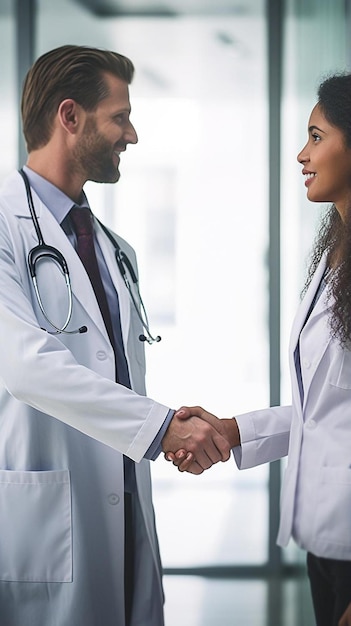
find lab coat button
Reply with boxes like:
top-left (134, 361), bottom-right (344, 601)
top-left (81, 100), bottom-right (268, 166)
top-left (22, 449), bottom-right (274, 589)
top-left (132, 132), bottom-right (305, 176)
top-left (306, 419), bottom-right (317, 429)
top-left (108, 493), bottom-right (120, 505)
top-left (302, 358), bottom-right (311, 369)
top-left (96, 350), bottom-right (107, 361)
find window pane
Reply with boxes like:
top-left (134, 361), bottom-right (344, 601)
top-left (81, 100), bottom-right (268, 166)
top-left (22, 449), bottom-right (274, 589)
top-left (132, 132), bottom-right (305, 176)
top-left (0, 0), bottom-right (16, 178)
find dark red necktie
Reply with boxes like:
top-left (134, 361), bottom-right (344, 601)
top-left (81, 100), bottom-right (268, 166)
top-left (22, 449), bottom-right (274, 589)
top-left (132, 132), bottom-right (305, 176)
top-left (70, 207), bottom-right (134, 622)
top-left (70, 206), bottom-right (115, 350)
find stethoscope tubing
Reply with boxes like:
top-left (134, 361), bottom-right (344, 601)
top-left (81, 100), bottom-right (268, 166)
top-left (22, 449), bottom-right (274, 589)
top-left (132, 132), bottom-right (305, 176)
top-left (18, 169), bottom-right (160, 343)
top-left (97, 220), bottom-right (161, 344)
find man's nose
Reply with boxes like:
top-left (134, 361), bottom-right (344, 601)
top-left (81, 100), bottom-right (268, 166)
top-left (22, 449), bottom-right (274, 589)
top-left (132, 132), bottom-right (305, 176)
top-left (126, 122), bottom-right (138, 145)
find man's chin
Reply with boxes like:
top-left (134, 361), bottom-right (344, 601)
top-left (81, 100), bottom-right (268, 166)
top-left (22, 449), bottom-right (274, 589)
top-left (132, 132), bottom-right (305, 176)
top-left (90, 170), bottom-right (120, 184)
top-left (108, 167), bottom-right (120, 183)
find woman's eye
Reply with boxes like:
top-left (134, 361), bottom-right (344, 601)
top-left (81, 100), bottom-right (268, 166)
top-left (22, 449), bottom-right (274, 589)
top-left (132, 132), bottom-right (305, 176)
top-left (312, 133), bottom-right (321, 142)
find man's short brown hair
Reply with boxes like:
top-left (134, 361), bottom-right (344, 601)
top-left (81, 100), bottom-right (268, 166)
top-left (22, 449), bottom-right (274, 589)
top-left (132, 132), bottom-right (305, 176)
top-left (21, 45), bottom-right (135, 152)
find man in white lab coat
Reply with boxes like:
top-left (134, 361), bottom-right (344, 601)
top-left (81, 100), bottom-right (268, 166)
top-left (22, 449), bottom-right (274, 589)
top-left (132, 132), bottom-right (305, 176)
top-left (0, 45), bottom-right (230, 626)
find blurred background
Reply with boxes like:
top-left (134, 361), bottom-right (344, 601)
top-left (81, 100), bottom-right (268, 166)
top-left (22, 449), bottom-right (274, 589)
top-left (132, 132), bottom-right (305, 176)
top-left (1, 0), bottom-right (349, 623)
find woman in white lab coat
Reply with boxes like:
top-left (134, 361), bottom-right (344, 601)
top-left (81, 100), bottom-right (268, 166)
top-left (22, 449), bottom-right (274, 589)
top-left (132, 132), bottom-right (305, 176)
top-left (169, 73), bottom-right (351, 626)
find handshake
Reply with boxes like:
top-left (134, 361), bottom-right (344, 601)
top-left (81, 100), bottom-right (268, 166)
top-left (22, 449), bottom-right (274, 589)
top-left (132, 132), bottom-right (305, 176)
top-left (161, 406), bottom-right (240, 475)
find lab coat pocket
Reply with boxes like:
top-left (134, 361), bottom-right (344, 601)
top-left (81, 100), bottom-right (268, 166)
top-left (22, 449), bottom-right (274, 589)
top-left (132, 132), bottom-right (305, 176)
top-left (329, 350), bottom-right (351, 389)
top-left (0, 469), bottom-right (72, 582)
top-left (315, 467), bottom-right (351, 547)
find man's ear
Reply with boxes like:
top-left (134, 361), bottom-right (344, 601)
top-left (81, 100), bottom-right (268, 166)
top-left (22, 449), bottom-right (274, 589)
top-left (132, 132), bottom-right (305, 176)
top-left (57, 99), bottom-right (82, 135)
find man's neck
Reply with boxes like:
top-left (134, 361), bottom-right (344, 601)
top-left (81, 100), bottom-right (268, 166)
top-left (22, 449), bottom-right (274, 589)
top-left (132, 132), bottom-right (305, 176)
top-left (26, 149), bottom-right (84, 204)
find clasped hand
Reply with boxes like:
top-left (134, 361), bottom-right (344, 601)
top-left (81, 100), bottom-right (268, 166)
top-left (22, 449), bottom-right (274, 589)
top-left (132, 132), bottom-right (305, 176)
top-left (161, 406), bottom-right (239, 475)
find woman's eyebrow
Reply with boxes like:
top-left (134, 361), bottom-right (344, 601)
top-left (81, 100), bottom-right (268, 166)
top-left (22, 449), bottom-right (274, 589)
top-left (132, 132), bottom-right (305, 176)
top-left (308, 124), bottom-right (326, 134)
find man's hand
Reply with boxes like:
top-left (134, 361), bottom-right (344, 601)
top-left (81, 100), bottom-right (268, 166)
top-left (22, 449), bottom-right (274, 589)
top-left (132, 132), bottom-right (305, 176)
top-left (164, 406), bottom-right (240, 474)
top-left (161, 409), bottom-right (231, 475)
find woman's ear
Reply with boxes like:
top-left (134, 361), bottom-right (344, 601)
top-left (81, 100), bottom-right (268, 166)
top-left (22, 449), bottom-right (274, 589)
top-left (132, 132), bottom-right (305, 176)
top-left (57, 99), bottom-right (82, 135)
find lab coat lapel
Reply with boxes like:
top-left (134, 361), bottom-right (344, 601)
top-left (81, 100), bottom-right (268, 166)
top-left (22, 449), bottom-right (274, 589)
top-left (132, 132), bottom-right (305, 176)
top-left (95, 221), bottom-right (131, 347)
top-left (289, 254), bottom-right (328, 353)
top-left (289, 253), bottom-right (333, 411)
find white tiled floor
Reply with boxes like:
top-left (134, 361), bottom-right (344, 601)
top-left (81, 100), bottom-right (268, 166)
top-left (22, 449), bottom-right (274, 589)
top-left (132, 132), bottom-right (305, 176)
top-left (163, 575), bottom-right (316, 626)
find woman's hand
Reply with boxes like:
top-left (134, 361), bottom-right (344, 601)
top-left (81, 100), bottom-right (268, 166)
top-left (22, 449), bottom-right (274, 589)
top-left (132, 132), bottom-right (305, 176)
top-left (339, 602), bottom-right (351, 625)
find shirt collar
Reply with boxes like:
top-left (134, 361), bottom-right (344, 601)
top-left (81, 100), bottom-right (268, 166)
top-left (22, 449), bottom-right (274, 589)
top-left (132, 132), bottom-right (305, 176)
top-left (22, 166), bottom-right (90, 225)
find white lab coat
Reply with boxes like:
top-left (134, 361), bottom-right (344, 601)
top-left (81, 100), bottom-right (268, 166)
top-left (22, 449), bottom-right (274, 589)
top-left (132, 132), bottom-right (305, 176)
top-left (235, 253), bottom-right (351, 561)
top-left (0, 171), bottom-right (169, 625)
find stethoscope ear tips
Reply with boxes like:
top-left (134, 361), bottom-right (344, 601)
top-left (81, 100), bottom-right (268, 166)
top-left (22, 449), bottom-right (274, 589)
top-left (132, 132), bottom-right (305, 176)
top-left (139, 334), bottom-right (162, 343)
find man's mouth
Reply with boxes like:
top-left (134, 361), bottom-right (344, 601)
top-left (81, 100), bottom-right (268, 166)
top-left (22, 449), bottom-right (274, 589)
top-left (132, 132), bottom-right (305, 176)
top-left (113, 151), bottom-right (121, 166)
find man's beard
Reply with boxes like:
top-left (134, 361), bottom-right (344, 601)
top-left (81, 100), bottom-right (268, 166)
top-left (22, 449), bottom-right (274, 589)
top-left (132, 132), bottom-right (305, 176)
top-left (73, 117), bottom-right (120, 184)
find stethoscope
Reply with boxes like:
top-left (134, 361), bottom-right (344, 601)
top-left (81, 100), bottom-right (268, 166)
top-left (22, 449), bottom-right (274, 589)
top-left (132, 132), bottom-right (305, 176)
top-left (19, 169), bottom-right (161, 344)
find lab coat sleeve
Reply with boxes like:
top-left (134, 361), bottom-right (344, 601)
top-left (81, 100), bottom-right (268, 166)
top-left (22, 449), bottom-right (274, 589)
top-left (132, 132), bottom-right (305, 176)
top-left (233, 405), bottom-right (292, 469)
top-left (0, 212), bottom-right (170, 463)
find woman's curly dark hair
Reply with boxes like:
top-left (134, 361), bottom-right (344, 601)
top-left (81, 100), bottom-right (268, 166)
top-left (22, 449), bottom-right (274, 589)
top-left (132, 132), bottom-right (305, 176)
top-left (302, 72), bottom-right (351, 345)
top-left (303, 206), bottom-right (351, 345)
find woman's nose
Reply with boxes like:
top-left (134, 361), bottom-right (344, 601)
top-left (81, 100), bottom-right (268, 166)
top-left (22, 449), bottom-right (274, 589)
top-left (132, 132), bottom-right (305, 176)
top-left (297, 145), bottom-right (308, 163)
